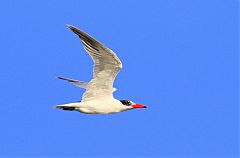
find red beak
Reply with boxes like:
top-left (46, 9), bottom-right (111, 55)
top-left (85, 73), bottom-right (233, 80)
top-left (132, 103), bottom-right (147, 108)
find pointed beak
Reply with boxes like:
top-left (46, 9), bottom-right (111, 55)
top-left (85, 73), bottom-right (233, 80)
top-left (132, 103), bottom-right (147, 109)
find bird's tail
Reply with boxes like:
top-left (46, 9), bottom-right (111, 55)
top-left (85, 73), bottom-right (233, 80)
top-left (55, 103), bottom-right (77, 111)
top-left (58, 77), bottom-right (88, 89)
top-left (56, 106), bottom-right (75, 111)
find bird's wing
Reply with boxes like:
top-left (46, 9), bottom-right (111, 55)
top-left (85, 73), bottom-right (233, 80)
top-left (67, 25), bottom-right (122, 101)
top-left (58, 77), bottom-right (88, 89)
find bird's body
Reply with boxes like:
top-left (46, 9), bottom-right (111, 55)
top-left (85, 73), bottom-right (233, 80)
top-left (58, 99), bottom-right (131, 114)
top-left (56, 25), bottom-right (146, 114)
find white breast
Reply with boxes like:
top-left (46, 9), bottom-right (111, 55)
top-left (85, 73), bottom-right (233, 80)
top-left (75, 99), bottom-right (130, 114)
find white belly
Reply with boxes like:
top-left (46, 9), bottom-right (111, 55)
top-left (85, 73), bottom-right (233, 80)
top-left (75, 99), bottom-right (127, 114)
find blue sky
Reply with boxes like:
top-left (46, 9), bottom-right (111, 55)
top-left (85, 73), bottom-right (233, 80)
top-left (0, 0), bottom-right (238, 157)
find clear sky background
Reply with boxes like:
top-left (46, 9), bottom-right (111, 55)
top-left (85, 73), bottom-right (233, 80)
top-left (0, 0), bottom-right (238, 157)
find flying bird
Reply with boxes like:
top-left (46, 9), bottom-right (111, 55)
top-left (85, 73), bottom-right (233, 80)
top-left (56, 25), bottom-right (146, 114)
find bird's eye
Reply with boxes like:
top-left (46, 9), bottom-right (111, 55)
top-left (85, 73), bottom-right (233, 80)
top-left (120, 100), bottom-right (132, 106)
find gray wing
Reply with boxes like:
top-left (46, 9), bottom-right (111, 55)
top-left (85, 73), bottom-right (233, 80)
top-left (58, 77), bottom-right (88, 89)
top-left (67, 25), bottom-right (122, 101)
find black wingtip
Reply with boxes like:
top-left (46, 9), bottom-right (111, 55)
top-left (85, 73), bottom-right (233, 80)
top-left (57, 77), bottom-right (69, 81)
top-left (66, 24), bottom-right (74, 30)
top-left (66, 24), bottom-right (79, 33)
top-left (57, 76), bottom-right (63, 79)
top-left (65, 24), bottom-right (104, 50)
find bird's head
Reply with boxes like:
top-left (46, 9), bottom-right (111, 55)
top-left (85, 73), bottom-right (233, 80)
top-left (120, 100), bottom-right (147, 110)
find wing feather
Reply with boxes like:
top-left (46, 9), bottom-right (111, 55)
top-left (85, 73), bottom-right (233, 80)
top-left (67, 25), bottom-right (122, 101)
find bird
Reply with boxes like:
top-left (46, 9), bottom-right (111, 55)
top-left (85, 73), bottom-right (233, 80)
top-left (56, 25), bottom-right (146, 114)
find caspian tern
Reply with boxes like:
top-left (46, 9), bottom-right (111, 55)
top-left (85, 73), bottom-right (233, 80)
top-left (56, 25), bottom-right (146, 114)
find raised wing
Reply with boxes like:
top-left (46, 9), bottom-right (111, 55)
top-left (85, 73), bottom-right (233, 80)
top-left (67, 25), bottom-right (122, 101)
